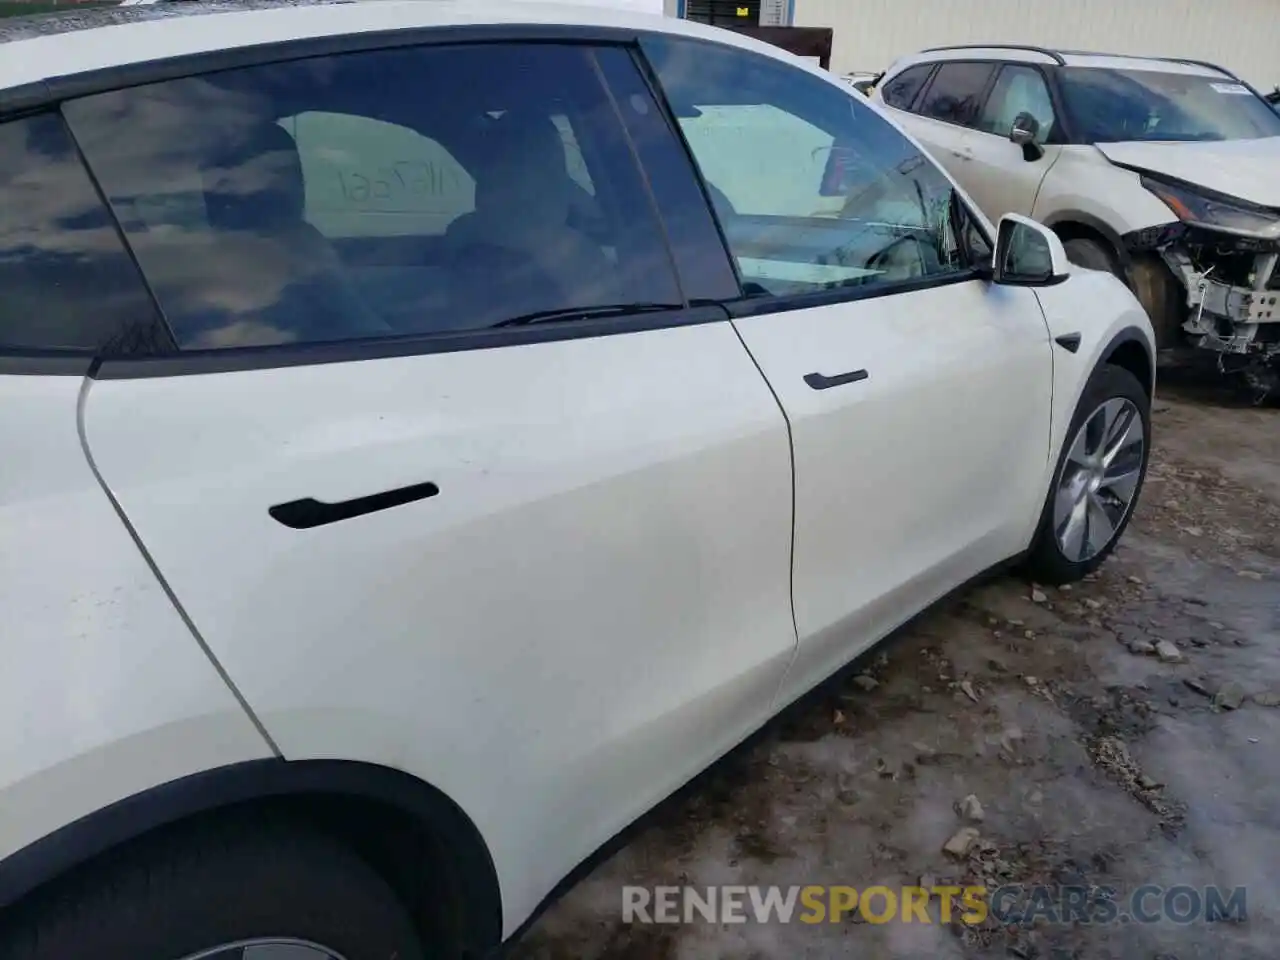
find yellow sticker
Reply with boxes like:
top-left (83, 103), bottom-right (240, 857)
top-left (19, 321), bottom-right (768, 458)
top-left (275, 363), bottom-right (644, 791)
top-left (736, 6), bottom-right (749, 15)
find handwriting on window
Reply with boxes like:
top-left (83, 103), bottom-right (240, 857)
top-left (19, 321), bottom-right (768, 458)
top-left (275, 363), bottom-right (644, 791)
top-left (333, 161), bottom-right (472, 205)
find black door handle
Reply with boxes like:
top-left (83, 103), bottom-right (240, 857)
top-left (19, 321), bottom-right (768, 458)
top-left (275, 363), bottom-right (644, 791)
top-left (804, 368), bottom-right (869, 390)
top-left (270, 481), bottom-right (439, 530)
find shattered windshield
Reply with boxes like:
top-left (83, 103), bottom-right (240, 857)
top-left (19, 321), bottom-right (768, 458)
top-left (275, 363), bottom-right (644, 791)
top-left (1058, 67), bottom-right (1280, 143)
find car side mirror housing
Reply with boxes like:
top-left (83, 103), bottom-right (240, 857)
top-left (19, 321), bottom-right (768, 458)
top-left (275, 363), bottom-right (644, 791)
top-left (1009, 112), bottom-right (1045, 161)
top-left (992, 213), bottom-right (1070, 286)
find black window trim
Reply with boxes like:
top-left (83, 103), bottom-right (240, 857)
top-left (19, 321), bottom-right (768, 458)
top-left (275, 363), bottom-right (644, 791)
top-left (0, 22), bottom-right (996, 377)
top-left (91, 304), bottom-right (732, 379)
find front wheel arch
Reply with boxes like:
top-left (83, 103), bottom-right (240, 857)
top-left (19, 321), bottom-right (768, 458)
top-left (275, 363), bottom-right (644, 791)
top-left (1101, 328), bottom-right (1155, 398)
top-left (1022, 361), bottom-right (1152, 585)
top-left (0, 759), bottom-right (503, 957)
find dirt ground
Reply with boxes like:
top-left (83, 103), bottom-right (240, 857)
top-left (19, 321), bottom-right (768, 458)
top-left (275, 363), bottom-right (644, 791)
top-left (507, 368), bottom-right (1280, 960)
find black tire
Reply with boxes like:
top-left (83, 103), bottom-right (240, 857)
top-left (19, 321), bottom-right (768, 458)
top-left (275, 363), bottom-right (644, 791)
top-left (1063, 236), bottom-right (1122, 279)
top-left (0, 815), bottom-right (426, 960)
top-left (1023, 363), bottom-right (1151, 585)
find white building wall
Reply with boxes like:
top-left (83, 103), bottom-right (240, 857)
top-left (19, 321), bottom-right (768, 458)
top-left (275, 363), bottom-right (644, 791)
top-left (792, 0), bottom-right (1279, 88)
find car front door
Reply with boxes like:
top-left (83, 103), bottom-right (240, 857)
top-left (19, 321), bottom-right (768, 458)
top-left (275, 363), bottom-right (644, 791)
top-left (965, 63), bottom-right (1063, 218)
top-left (644, 36), bottom-right (1054, 707)
top-left (66, 40), bottom-right (797, 931)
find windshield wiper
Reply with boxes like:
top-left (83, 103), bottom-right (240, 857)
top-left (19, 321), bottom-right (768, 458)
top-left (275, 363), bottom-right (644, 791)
top-left (493, 303), bottom-right (680, 328)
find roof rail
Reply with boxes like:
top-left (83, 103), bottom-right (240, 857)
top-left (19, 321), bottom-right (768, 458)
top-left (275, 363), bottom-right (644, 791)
top-left (1055, 49), bottom-right (1238, 79)
top-left (1153, 56), bottom-right (1238, 80)
top-left (920, 43), bottom-right (1066, 66)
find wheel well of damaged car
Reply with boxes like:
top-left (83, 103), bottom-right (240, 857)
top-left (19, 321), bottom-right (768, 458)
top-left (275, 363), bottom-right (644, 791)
top-left (1103, 331), bottom-right (1155, 398)
top-left (1048, 216), bottom-right (1129, 268)
top-left (0, 758), bottom-right (503, 957)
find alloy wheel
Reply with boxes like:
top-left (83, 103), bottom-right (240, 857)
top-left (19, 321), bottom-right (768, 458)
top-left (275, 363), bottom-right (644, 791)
top-left (1052, 397), bottom-right (1146, 564)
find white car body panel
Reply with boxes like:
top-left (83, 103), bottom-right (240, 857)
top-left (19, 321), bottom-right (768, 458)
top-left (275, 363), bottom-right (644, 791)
top-left (1033, 270), bottom-right (1158, 463)
top-left (891, 111), bottom-right (969, 176)
top-left (81, 324), bottom-right (797, 934)
top-left (962, 135), bottom-right (1063, 220)
top-left (886, 109), bottom-right (1179, 237)
top-left (1031, 146), bottom-right (1181, 235)
top-left (731, 279), bottom-right (1054, 706)
top-left (1093, 136), bottom-right (1280, 207)
top-left (0, 5), bottom-right (1161, 943)
top-left (897, 112), bottom-right (1066, 221)
top-left (0, 376), bottom-right (273, 865)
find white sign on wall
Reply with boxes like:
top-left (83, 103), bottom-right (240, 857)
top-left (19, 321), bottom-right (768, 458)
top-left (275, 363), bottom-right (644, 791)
top-left (759, 0), bottom-right (789, 25)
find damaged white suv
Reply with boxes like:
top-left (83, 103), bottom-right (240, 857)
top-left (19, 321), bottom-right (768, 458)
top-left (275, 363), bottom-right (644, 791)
top-left (874, 46), bottom-right (1280, 399)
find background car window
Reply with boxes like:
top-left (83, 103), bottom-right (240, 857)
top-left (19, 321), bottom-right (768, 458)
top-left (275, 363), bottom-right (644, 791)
top-left (881, 64), bottom-right (934, 110)
top-left (917, 62), bottom-right (997, 127)
top-left (977, 65), bottom-right (1056, 143)
top-left (642, 36), bottom-right (981, 299)
top-left (64, 44), bottom-right (681, 351)
top-left (1057, 67), bottom-right (1280, 142)
top-left (0, 113), bottom-right (168, 355)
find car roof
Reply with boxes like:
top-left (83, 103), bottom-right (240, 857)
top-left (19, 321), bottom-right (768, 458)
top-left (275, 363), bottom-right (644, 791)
top-left (885, 44), bottom-right (1235, 80)
top-left (0, 0), bottom-right (802, 97)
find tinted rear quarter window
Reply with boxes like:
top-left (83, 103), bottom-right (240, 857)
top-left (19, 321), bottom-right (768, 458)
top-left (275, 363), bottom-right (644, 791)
top-left (917, 62), bottom-right (997, 127)
top-left (0, 113), bottom-right (167, 355)
top-left (881, 64), bottom-right (934, 110)
top-left (64, 43), bottom-right (684, 351)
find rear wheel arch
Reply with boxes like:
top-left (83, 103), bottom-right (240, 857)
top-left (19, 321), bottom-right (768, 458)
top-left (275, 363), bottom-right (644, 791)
top-left (0, 759), bottom-right (503, 957)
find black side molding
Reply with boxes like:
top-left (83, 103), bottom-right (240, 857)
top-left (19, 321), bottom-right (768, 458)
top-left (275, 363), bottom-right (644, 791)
top-left (270, 481), bottom-right (439, 530)
top-left (804, 368), bottom-right (869, 390)
top-left (1055, 333), bottom-right (1083, 354)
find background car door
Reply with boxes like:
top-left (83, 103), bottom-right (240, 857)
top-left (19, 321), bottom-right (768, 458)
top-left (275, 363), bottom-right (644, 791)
top-left (67, 41), bottom-right (796, 931)
top-left (892, 60), bottom-right (997, 180)
top-left (644, 36), bottom-right (1053, 707)
top-left (965, 64), bottom-right (1064, 218)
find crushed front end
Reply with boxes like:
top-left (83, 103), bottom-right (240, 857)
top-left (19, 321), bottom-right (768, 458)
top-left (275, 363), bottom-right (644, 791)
top-left (1124, 176), bottom-right (1280, 400)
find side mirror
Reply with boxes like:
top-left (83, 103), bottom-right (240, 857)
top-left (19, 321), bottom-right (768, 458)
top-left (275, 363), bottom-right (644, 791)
top-left (992, 213), bottom-right (1070, 286)
top-left (1009, 112), bottom-right (1045, 161)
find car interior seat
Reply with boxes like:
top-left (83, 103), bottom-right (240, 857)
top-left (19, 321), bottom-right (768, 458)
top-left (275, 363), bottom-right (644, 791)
top-left (195, 121), bottom-right (391, 345)
top-left (443, 110), bottom-right (616, 326)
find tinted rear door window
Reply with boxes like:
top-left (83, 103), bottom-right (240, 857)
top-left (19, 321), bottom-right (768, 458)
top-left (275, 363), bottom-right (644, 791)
top-left (0, 113), bottom-right (167, 355)
top-left (917, 62), bottom-right (997, 127)
top-left (881, 64), bottom-right (934, 110)
top-left (64, 43), bottom-right (683, 351)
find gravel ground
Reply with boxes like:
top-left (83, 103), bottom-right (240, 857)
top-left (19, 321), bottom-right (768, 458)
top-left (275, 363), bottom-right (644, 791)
top-left (506, 369), bottom-right (1280, 960)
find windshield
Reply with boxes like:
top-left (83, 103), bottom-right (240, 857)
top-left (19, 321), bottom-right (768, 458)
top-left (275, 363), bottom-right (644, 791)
top-left (1058, 67), bottom-right (1280, 142)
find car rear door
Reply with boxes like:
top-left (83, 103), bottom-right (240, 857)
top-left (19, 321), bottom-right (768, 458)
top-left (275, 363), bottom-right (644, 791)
top-left (643, 35), bottom-right (1053, 709)
top-left (896, 60), bottom-right (999, 184)
top-left (67, 39), bottom-right (797, 931)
